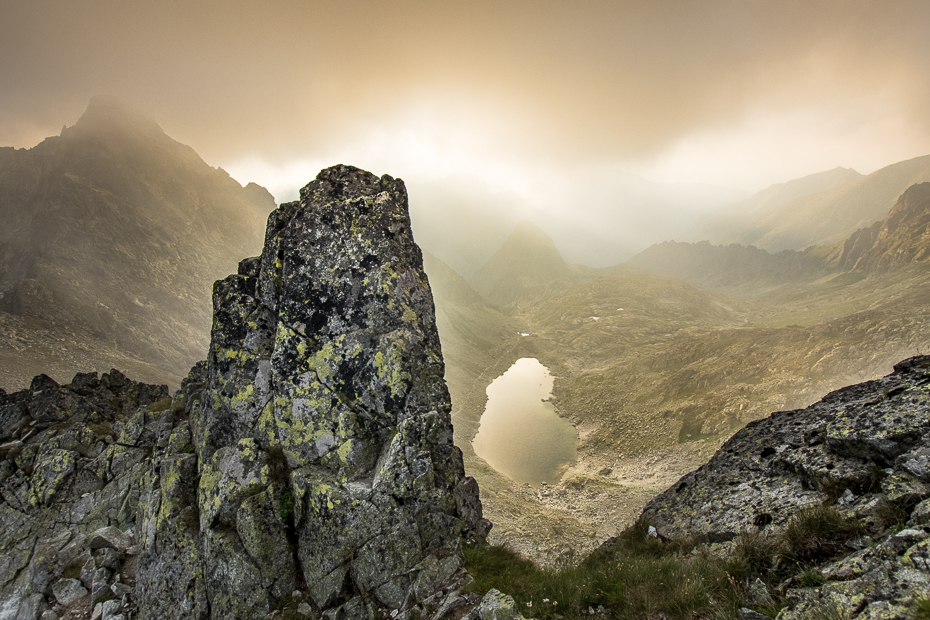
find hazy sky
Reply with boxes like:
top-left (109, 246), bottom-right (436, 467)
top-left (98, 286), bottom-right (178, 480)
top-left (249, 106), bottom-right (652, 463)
top-left (2, 0), bottom-right (930, 203)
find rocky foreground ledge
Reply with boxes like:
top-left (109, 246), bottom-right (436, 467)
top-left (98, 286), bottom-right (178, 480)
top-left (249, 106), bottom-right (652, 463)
top-left (641, 355), bottom-right (930, 618)
top-left (0, 166), bottom-right (491, 620)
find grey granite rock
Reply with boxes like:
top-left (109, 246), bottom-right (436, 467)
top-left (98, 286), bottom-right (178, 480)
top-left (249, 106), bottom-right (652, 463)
top-left (0, 165), bottom-right (487, 619)
top-left (50, 578), bottom-right (86, 606)
top-left (463, 589), bottom-right (526, 620)
top-left (637, 355), bottom-right (930, 618)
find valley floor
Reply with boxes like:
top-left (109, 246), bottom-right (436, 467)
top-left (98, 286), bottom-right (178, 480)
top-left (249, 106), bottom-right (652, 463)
top-left (445, 266), bottom-right (930, 565)
top-left (472, 439), bottom-right (725, 566)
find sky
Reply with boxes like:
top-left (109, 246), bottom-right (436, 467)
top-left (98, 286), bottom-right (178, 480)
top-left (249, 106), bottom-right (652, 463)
top-left (2, 0), bottom-right (930, 205)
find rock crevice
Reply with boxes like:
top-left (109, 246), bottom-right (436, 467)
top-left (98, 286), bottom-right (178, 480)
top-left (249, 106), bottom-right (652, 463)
top-left (0, 165), bottom-right (488, 620)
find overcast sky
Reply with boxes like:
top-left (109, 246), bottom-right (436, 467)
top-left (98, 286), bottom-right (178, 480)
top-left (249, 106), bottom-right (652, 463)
top-left (2, 0), bottom-right (930, 202)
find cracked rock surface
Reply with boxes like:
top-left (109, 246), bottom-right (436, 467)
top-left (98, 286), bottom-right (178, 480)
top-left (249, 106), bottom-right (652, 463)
top-left (640, 355), bottom-right (930, 618)
top-left (0, 165), bottom-right (487, 620)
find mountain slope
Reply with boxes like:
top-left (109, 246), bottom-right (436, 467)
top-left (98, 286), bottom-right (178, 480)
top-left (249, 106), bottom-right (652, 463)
top-left (627, 240), bottom-right (828, 294)
top-left (0, 96), bottom-right (275, 389)
top-left (828, 181), bottom-right (930, 272)
top-left (703, 154), bottom-right (930, 251)
top-left (694, 166), bottom-right (862, 241)
top-left (468, 220), bottom-right (585, 308)
top-left (630, 181), bottom-right (930, 298)
top-left (422, 250), bottom-right (521, 444)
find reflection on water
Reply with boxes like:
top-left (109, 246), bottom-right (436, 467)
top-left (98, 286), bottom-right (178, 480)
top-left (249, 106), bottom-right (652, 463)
top-left (471, 357), bottom-right (577, 485)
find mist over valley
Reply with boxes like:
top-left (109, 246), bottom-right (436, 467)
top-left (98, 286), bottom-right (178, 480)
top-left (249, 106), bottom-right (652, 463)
top-left (4, 98), bottom-right (927, 570)
top-left (4, 4), bottom-right (930, 616)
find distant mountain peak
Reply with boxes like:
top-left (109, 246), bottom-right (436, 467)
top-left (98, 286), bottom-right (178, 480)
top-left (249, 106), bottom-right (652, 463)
top-left (502, 220), bottom-right (562, 253)
top-left (67, 95), bottom-right (165, 140)
top-left (469, 220), bottom-right (577, 307)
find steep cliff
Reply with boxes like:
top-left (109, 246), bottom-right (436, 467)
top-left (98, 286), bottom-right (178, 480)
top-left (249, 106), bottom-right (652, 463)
top-left (0, 165), bottom-right (488, 620)
top-left (832, 182), bottom-right (930, 272)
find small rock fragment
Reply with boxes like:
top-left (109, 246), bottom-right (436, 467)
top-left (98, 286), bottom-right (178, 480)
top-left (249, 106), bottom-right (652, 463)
top-left (52, 578), bottom-right (88, 606)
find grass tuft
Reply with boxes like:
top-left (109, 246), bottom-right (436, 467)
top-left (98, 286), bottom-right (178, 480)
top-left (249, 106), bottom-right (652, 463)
top-left (465, 524), bottom-right (745, 620)
top-left (725, 529), bottom-right (779, 581)
top-left (780, 504), bottom-right (864, 565)
top-left (795, 568), bottom-right (826, 588)
top-left (914, 598), bottom-right (930, 620)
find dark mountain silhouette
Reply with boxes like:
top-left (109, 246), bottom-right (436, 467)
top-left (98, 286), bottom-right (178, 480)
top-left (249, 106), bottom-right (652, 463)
top-left (0, 96), bottom-right (275, 389)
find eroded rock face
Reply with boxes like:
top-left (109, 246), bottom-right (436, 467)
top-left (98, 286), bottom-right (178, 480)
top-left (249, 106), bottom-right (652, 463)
top-left (0, 165), bottom-right (487, 620)
top-left (0, 368), bottom-right (174, 620)
top-left (164, 165), bottom-right (476, 616)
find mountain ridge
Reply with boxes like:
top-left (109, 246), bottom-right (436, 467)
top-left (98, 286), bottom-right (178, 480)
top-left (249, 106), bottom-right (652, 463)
top-left (697, 154), bottom-right (930, 251)
top-left (630, 180), bottom-right (930, 294)
top-left (0, 97), bottom-right (275, 390)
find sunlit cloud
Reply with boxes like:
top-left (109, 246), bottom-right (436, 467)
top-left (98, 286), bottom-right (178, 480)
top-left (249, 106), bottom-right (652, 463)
top-left (623, 90), bottom-right (927, 192)
top-left (225, 101), bottom-right (543, 204)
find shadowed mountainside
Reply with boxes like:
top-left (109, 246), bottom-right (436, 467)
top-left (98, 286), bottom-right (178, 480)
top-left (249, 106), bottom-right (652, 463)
top-left (827, 181), bottom-right (930, 273)
top-left (0, 97), bottom-right (275, 389)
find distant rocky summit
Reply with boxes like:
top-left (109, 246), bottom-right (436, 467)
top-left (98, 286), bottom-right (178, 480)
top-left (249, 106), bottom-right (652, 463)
top-left (641, 355), bottom-right (930, 618)
top-left (832, 182), bottom-right (930, 272)
top-left (0, 165), bottom-right (489, 620)
top-left (0, 96), bottom-right (275, 390)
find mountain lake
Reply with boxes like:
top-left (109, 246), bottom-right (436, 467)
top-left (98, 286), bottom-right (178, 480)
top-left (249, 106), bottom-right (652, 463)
top-left (472, 357), bottom-right (578, 485)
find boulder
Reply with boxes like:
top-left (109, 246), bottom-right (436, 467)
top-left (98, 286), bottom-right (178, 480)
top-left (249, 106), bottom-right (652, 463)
top-left (51, 578), bottom-right (87, 606)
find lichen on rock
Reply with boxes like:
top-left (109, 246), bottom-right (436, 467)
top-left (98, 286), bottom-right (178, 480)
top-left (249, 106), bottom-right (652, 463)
top-left (638, 354), bottom-right (930, 617)
top-left (0, 165), bottom-right (488, 620)
top-left (183, 164), bottom-right (482, 616)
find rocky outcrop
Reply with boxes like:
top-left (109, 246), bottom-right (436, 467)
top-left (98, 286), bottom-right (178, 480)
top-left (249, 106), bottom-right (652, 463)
top-left (642, 355), bottom-right (930, 617)
top-left (834, 182), bottom-right (930, 272)
top-left (0, 369), bottom-right (173, 620)
top-left (0, 165), bottom-right (488, 620)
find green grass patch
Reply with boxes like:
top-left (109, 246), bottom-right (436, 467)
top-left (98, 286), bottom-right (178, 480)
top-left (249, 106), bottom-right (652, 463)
top-left (725, 529), bottom-right (780, 581)
top-left (913, 598), bottom-right (930, 620)
top-left (464, 504), bottom-right (887, 620)
top-left (464, 520), bottom-right (746, 620)
top-left (795, 568), bottom-right (826, 588)
top-left (779, 504), bottom-right (865, 565)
